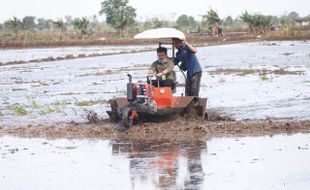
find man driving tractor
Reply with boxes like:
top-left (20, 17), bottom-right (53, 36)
top-left (148, 47), bottom-right (175, 89)
top-left (173, 38), bottom-right (202, 97)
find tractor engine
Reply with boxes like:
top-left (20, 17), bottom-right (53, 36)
top-left (126, 74), bottom-right (153, 104)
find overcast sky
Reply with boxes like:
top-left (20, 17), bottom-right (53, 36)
top-left (0, 0), bottom-right (309, 22)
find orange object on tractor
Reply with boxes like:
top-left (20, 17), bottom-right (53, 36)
top-left (152, 87), bottom-right (172, 107)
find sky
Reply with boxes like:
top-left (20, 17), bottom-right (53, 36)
top-left (0, 0), bottom-right (309, 22)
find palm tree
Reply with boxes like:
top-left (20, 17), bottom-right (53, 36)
top-left (241, 11), bottom-right (273, 34)
top-left (5, 17), bottom-right (22, 40)
top-left (53, 18), bottom-right (66, 40)
top-left (202, 9), bottom-right (222, 35)
top-left (240, 11), bottom-right (255, 34)
top-left (73, 17), bottom-right (90, 40)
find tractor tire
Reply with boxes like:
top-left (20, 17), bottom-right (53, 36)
top-left (122, 107), bottom-right (133, 128)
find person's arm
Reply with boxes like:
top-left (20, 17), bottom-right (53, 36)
top-left (184, 41), bottom-right (197, 53)
top-left (173, 53), bottom-right (180, 65)
top-left (156, 61), bottom-right (174, 77)
top-left (163, 61), bottom-right (174, 75)
top-left (148, 62), bottom-right (156, 76)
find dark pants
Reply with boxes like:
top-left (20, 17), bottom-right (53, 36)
top-left (186, 72), bottom-right (202, 96)
top-left (151, 79), bottom-right (174, 88)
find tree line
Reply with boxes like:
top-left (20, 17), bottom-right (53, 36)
top-left (0, 0), bottom-right (309, 41)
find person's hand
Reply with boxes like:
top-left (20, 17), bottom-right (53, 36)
top-left (156, 73), bottom-right (163, 77)
top-left (147, 73), bottom-right (154, 77)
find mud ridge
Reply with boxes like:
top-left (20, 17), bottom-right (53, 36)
top-left (1, 118), bottom-right (309, 140)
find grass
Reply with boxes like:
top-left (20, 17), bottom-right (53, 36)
top-left (75, 98), bottom-right (109, 107)
top-left (77, 69), bottom-right (115, 77)
top-left (27, 98), bottom-right (64, 115)
top-left (63, 146), bottom-right (77, 150)
top-left (260, 75), bottom-right (269, 81)
top-left (31, 100), bottom-right (40, 109)
top-left (8, 105), bottom-right (28, 116)
top-left (39, 104), bottom-right (62, 115)
top-left (209, 68), bottom-right (305, 76)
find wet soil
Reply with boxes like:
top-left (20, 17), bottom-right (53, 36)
top-left (1, 118), bottom-right (309, 140)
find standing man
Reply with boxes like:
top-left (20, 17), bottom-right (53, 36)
top-left (173, 38), bottom-right (202, 96)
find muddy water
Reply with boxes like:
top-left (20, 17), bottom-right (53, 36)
top-left (1, 133), bottom-right (309, 190)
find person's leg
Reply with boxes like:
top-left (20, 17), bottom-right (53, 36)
top-left (151, 80), bottom-right (159, 87)
top-left (185, 76), bottom-right (191, 96)
top-left (161, 80), bottom-right (173, 87)
top-left (190, 72), bottom-right (202, 96)
top-left (159, 80), bottom-right (174, 91)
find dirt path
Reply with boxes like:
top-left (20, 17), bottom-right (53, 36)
top-left (1, 118), bottom-right (309, 140)
top-left (1, 34), bottom-right (309, 50)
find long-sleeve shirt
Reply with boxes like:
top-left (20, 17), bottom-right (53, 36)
top-left (149, 59), bottom-right (175, 81)
top-left (174, 43), bottom-right (202, 77)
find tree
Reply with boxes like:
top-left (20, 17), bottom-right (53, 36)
top-left (288, 11), bottom-right (300, 22)
top-left (99, 0), bottom-right (136, 36)
top-left (4, 17), bottom-right (22, 40)
top-left (64, 15), bottom-right (73, 28)
top-left (240, 11), bottom-right (255, 33)
top-left (37, 18), bottom-right (53, 30)
top-left (22, 16), bottom-right (36, 30)
top-left (241, 11), bottom-right (273, 34)
top-left (53, 18), bottom-right (66, 40)
top-left (73, 17), bottom-right (90, 39)
top-left (152, 18), bottom-right (164, 28)
top-left (202, 9), bottom-right (222, 35)
top-left (176, 14), bottom-right (197, 29)
top-left (202, 9), bottom-right (221, 27)
top-left (223, 16), bottom-right (233, 26)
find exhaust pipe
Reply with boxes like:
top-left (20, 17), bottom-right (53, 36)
top-left (127, 74), bottom-right (134, 102)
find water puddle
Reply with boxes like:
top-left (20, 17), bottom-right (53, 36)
top-left (0, 133), bottom-right (309, 190)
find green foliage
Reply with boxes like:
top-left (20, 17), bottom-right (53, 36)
top-left (73, 17), bottom-right (89, 31)
top-left (9, 105), bottom-right (28, 116)
top-left (31, 100), bottom-right (41, 109)
top-left (53, 18), bottom-right (66, 40)
top-left (202, 9), bottom-right (221, 27)
top-left (73, 17), bottom-right (90, 39)
top-left (223, 16), bottom-right (233, 26)
top-left (99, 0), bottom-right (136, 34)
top-left (4, 17), bottom-right (22, 39)
top-left (176, 15), bottom-right (197, 29)
top-left (240, 11), bottom-right (273, 34)
top-left (141, 17), bottom-right (171, 30)
top-left (75, 98), bottom-right (108, 106)
top-left (22, 16), bottom-right (36, 30)
top-left (37, 18), bottom-right (53, 30)
top-left (53, 18), bottom-right (65, 31)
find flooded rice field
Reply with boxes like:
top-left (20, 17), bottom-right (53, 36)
top-left (0, 133), bottom-right (309, 190)
top-left (0, 41), bottom-right (310, 190)
top-left (0, 45), bottom-right (157, 65)
top-left (0, 40), bottom-right (309, 126)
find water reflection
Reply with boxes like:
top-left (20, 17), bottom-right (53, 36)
top-left (110, 140), bottom-right (207, 190)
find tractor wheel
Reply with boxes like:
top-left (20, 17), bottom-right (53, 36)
top-left (122, 107), bottom-right (135, 128)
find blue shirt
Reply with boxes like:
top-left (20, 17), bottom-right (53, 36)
top-left (174, 44), bottom-right (202, 77)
